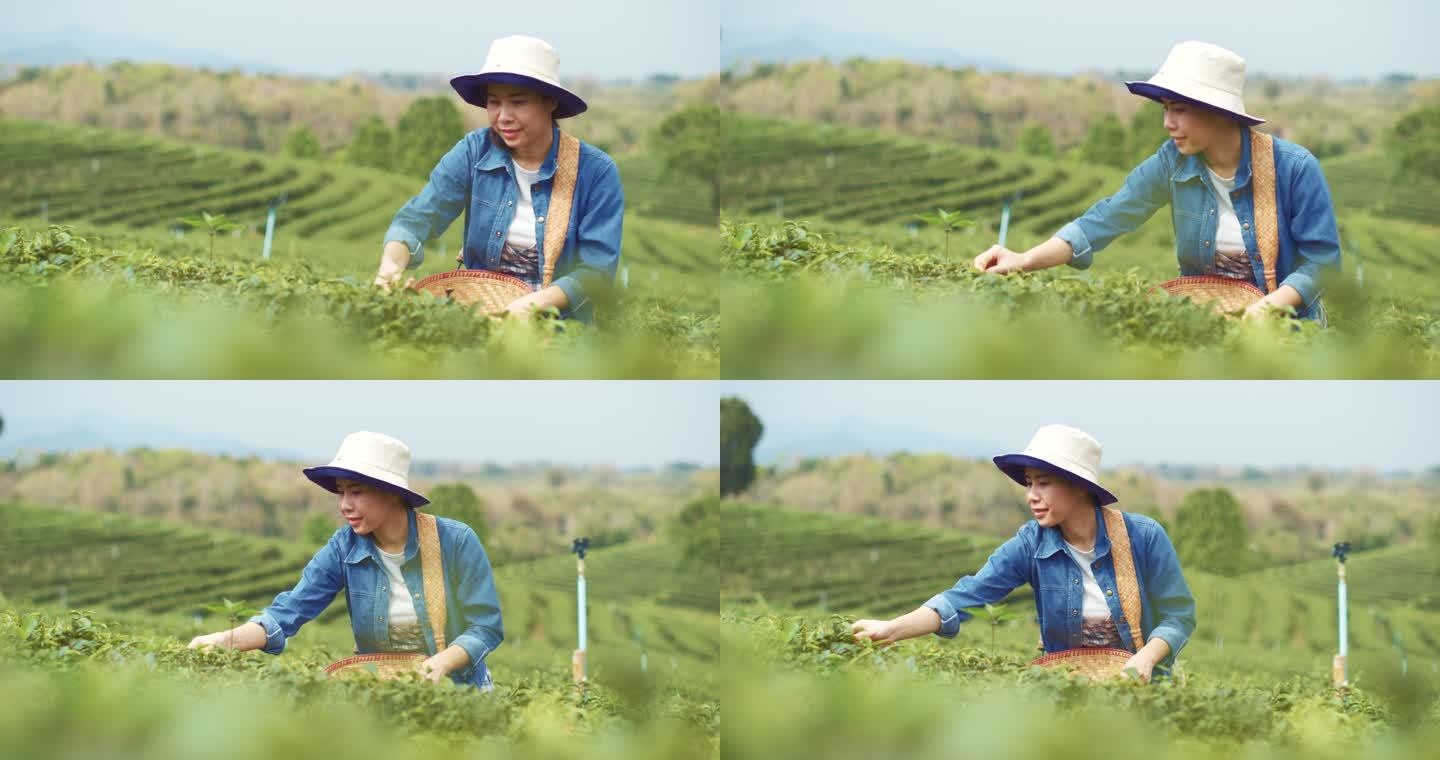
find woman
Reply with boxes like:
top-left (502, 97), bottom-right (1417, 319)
top-left (374, 35), bottom-right (624, 323)
top-left (851, 424), bottom-right (1196, 682)
top-left (974, 41), bottom-right (1341, 324)
top-left (188, 431), bottom-right (503, 689)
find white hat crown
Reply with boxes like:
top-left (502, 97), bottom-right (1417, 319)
top-left (327, 431), bottom-right (413, 489)
top-left (1021, 424), bottom-right (1104, 484)
top-left (479, 35), bottom-right (564, 88)
top-left (1127, 40), bottom-right (1264, 125)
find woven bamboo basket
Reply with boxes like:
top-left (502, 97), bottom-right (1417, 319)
top-left (324, 652), bottom-right (427, 681)
top-left (1153, 275), bottom-right (1264, 313)
top-left (409, 270), bottom-right (533, 314)
top-left (1030, 647), bottom-right (1135, 681)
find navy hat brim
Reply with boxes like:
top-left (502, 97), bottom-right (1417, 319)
top-left (302, 466), bottom-right (430, 509)
top-left (1124, 82), bottom-right (1264, 126)
top-left (992, 454), bottom-right (1118, 507)
top-left (450, 72), bottom-right (587, 119)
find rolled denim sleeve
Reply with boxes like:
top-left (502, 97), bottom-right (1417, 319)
top-left (553, 155), bottom-right (624, 317)
top-left (383, 136), bottom-right (472, 270)
top-left (1139, 521), bottom-right (1195, 667)
top-left (1279, 153), bottom-right (1342, 311)
top-left (246, 531), bottom-right (345, 655)
top-left (923, 529), bottom-right (1032, 639)
top-left (1055, 149), bottom-right (1170, 270)
top-left (447, 524), bottom-right (503, 679)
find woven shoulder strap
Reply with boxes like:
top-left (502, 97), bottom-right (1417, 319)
top-left (1250, 129), bottom-right (1280, 293)
top-left (541, 131), bottom-right (581, 288)
top-left (415, 511), bottom-right (447, 652)
top-left (1101, 507), bottom-right (1143, 653)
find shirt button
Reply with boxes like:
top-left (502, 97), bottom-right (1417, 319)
top-left (1106, 589), bottom-right (1114, 596)
top-left (495, 231), bottom-right (501, 237)
top-left (1204, 240), bottom-right (1210, 246)
top-left (537, 215), bottom-right (546, 223)
top-left (1073, 579), bottom-right (1079, 585)
top-left (1243, 223), bottom-right (1250, 229)
top-left (507, 201), bottom-right (513, 206)
top-left (1071, 610), bottom-right (1078, 617)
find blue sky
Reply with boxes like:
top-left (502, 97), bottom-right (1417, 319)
top-left (721, 381), bottom-right (1440, 471)
top-left (0, 381), bottom-right (719, 467)
top-left (724, 0), bottom-right (1440, 79)
top-left (2, 0), bottom-right (719, 79)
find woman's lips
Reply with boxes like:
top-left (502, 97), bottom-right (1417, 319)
top-left (500, 129), bottom-right (521, 139)
top-left (1032, 508), bottom-right (1049, 519)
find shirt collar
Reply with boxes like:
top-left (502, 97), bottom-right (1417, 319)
top-left (1171, 124), bottom-right (1253, 188)
top-left (1033, 505), bottom-right (1113, 559)
top-left (476, 125), bottom-right (561, 180)
top-left (343, 506), bottom-right (419, 565)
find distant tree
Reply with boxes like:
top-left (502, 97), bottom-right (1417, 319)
top-left (653, 104), bottom-right (721, 219)
top-left (1387, 105), bottom-right (1440, 182)
top-left (1128, 101), bottom-right (1169, 164)
top-left (283, 125), bottom-right (321, 160)
top-left (1081, 113), bottom-right (1129, 170)
top-left (720, 396), bottom-right (763, 497)
top-left (303, 513), bottom-right (336, 547)
top-left (1017, 124), bottom-right (1057, 158)
top-left (395, 96), bottom-right (466, 180)
top-left (427, 482), bottom-right (488, 542)
top-left (1173, 488), bottom-right (1250, 575)
top-left (346, 116), bottom-right (395, 172)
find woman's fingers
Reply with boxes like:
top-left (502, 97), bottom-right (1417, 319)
top-left (973, 247), bottom-right (999, 271)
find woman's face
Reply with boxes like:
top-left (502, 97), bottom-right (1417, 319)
top-left (335, 478), bottom-right (405, 536)
top-left (486, 84), bottom-right (557, 154)
top-left (1023, 467), bottom-right (1092, 528)
top-left (1160, 98), bottom-right (1237, 156)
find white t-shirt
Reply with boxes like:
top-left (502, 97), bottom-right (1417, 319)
top-left (1205, 165), bottom-right (1247, 257)
top-left (506, 161), bottom-right (542, 251)
top-left (1062, 540), bottom-right (1112, 620)
top-left (377, 547), bottom-right (425, 652)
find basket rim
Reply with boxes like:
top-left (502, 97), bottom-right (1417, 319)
top-left (409, 269), bottom-right (534, 293)
top-left (1030, 646), bottom-right (1135, 667)
top-left (323, 652), bottom-right (426, 675)
top-left (1152, 274), bottom-right (1265, 297)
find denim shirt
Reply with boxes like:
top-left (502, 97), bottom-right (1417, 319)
top-left (384, 126), bottom-right (625, 323)
top-left (248, 508), bottom-right (504, 689)
top-left (1056, 127), bottom-right (1342, 321)
top-left (924, 507), bottom-right (1196, 672)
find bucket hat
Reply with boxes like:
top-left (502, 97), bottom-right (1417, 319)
top-left (993, 424), bottom-right (1118, 507)
top-left (303, 431), bottom-right (430, 508)
top-left (450, 35), bottom-right (588, 119)
top-left (1126, 41), bottom-right (1265, 125)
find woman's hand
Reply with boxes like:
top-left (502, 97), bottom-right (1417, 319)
top-left (1121, 651), bottom-right (1157, 683)
top-left (851, 618), bottom-right (900, 646)
top-left (187, 631), bottom-right (230, 650)
top-left (503, 291), bottom-right (546, 317)
top-left (417, 655), bottom-right (451, 684)
top-left (973, 245), bottom-right (1028, 274)
top-left (375, 242), bottom-right (413, 290)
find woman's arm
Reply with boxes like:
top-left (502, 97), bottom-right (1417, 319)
top-left (378, 136), bottom-right (473, 286)
top-left (231, 534), bottom-right (346, 656)
top-left (974, 236), bottom-right (1075, 274)
top-left (443, 524), bottom-right (504, 680)
top-left (1274, 152), bottom-right (1342, 315)
top-left (853, 528), bottom-right (1033, 645)
top-left (976, 149), bottom-right (1172, 275)
top-left (1135, 519), bottom-right (1196, 674)
top-left (188, 621), bottom-right (268, 651)
top-left (548, 157), bottom-right (624, 317)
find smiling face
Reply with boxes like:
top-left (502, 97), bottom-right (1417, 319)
top-left (486, 83), bottom-right (558, 154)
top-left (335, 478), bottom-right (407, 537)
top-left (1160, 97), bottom-right (1240, 157)
top-left (1023, 466), bottom-right (1094, 529)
